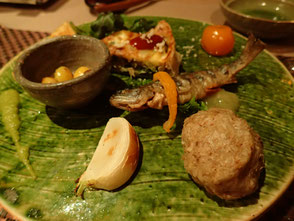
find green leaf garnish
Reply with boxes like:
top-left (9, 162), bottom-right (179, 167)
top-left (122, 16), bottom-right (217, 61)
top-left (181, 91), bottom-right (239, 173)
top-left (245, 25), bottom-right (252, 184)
top-left (90, 12), bottom-right (125, 39)
top-left (127, 18), bottom-right (156, 33)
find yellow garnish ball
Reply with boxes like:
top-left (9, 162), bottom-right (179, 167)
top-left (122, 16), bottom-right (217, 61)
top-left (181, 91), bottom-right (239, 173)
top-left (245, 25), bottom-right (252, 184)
top-left (41, 77), bottom-right (58, 84)
top-left (54, 66), bottom-right (73, 82)
top-left (73, 66), bottom-right (90, 78)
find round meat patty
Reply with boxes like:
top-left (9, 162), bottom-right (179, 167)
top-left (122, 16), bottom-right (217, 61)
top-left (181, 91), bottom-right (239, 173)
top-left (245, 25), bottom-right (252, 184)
top-left (181, 108), bottom-right (264, 200)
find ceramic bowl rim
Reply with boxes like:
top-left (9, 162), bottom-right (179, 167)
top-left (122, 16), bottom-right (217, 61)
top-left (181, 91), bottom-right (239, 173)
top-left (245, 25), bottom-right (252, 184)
top-left (220, 0), bottom-right (294, 24)
top-left (14, 35), bottom-right (110, 91)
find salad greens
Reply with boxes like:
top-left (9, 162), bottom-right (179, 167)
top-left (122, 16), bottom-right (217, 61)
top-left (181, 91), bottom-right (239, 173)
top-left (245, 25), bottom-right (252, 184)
top-left (72, 12), bottom-right (156, 39)
top-left (89, 12), bottom-right (125, 39)
top-left (178, 98), bottom-right (207, 115)
top-left (72, 13), bottom-right (125, 38)
top-left (127, 17), bottom-right (157, 33)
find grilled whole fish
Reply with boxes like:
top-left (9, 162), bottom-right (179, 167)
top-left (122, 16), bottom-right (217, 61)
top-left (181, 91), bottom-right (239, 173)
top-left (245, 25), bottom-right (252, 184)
top-left (110, 34), bottom-right (265, 111)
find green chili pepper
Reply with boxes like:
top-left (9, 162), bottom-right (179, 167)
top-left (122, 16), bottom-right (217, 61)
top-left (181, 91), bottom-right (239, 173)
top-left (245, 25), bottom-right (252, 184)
top-left (0, 89), bottom-right (36, 179)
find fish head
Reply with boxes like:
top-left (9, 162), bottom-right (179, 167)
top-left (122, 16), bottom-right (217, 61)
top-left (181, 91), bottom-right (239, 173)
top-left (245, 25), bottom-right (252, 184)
top-left (109, 86), bottom-right (155, 112)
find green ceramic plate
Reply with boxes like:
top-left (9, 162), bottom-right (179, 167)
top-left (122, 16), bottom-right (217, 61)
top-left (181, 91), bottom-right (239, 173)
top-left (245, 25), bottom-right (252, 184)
top-left (0, 17), bottom-right (293, 221)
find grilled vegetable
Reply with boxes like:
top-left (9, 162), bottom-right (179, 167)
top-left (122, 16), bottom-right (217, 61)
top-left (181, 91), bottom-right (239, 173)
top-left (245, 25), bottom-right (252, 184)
top-left (75, 117), bottom-right (140, 198)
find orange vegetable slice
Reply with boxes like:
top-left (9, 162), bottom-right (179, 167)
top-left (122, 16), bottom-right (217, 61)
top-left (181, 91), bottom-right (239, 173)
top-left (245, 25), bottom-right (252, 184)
top-left (153, 71), bottom-right (178, 133)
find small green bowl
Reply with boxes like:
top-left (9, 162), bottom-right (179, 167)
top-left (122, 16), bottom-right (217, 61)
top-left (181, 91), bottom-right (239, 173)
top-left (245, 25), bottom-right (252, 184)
top-left (14, 35), bottom-right (111, 109)
top-left (220, 0), bottom-right (294, 39)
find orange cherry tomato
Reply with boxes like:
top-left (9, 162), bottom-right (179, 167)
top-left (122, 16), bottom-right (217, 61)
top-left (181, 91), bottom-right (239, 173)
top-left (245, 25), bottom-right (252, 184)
top-left (201, 25), bottom-right (235, 56)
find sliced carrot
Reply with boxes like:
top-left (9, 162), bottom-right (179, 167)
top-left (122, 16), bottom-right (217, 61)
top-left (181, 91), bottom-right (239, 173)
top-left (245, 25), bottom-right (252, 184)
top-left (153, 71), bottom-right (178, 133)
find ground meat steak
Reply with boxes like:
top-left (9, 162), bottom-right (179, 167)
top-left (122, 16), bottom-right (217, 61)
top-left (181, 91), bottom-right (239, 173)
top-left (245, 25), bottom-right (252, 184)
top-left (181, 108), bottom-right (264, 200)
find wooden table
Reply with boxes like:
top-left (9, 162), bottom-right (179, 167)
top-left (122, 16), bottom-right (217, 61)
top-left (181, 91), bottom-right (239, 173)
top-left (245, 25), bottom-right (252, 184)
top-left (0, 1), bottom-right (293, 220)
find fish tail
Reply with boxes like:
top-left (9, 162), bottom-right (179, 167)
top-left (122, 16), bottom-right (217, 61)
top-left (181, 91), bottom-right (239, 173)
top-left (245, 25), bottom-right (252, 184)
top-left (200, 34), bottom-right (265, 93)
top-left (229, 34), bottom-right (265, 74)
top-left (240, 34), bottom-right (265, 62)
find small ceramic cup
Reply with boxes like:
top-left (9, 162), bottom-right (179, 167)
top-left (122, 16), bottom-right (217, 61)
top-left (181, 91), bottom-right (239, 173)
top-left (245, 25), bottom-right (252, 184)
top-left (14, 35), bottom-right (111, 109)
top-left (220, 0), bottom-right (294, 39)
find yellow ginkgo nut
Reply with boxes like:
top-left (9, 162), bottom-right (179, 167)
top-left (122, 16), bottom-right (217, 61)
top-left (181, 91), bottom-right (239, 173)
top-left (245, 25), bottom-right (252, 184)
top-left (74, 66), bottom-right (90, 78)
